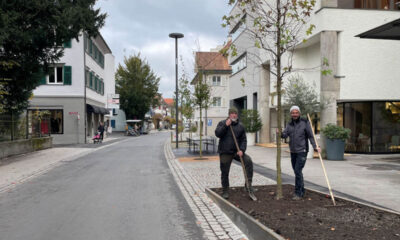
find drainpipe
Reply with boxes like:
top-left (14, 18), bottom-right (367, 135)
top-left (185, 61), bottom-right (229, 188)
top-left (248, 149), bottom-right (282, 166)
top-left (84, 34), bottom-right (87, 144)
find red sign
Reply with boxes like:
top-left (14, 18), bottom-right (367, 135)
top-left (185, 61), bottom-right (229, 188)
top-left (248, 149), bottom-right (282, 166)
top-left (69, 112), bottom-right (79, 115)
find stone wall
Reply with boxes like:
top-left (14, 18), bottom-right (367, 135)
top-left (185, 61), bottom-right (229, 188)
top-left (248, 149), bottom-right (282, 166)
top-left (0, 137), bottom-right (52, 160)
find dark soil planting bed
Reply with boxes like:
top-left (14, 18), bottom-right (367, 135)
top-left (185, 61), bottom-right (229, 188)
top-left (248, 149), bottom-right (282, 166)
top-left (211, 185), bottom-right (400, 240)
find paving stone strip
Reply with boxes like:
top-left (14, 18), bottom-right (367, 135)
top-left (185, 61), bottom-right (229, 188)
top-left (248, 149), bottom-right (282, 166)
top-left (164, 141), bottom-right (248, 240)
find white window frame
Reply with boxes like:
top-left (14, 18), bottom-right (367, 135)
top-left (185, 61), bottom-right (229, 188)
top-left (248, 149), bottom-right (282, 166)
top-left (47, 65), bottom-right (64, 85)
top-left (212, 76), bottom-right (221, 86)
top-left (212, 97), bottom-right (222, 107)
top-left (231, 53), bottom-right (247, 75)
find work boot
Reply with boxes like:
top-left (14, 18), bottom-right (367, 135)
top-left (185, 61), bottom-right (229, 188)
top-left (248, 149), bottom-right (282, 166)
top-left (292, 195), bottom-right (302, 201)
top-left (222, 188), bottom-right (229, 199)
top-left (244, 182), bottom-right (256, 193)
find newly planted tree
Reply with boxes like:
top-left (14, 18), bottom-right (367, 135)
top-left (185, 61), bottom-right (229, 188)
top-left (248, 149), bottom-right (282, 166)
top-left (223, 0), bottom-right (316, 199)
top-left (193, 70), bottom-right (212, 158)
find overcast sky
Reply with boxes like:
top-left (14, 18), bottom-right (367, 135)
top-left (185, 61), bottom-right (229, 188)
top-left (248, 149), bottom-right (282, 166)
top-left (95, 0), bottom-right (231, 98)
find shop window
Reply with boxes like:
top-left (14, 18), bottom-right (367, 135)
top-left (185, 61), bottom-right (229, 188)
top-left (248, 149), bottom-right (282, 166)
top-left (343, 102), bottom-right (372, 153)
top-left (29, 109), bottom-right (63, 136)
top-left (372, 102), bottom-right (400, 152)
top-left (354, 0), bottom-right (397, 9)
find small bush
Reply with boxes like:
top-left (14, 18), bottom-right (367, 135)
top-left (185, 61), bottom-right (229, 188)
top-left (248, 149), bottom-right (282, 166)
top-left (240, 109), bottom-right (262, 133)
top-left (321, 124), bottom-right (351, 141)
top-left (190, 126), bottom-right (197, 133)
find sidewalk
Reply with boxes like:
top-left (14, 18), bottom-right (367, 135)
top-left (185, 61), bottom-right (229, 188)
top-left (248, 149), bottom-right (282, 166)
top-left (0, 134), bottom-right (127, 194)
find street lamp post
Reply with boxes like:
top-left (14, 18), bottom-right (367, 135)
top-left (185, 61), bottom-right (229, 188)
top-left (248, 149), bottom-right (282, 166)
top-left (169, 32), bottom-right (184, 149)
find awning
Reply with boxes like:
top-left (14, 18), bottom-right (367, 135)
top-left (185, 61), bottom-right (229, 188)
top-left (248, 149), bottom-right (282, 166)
top-left (86, 104), bottom-right (110, 115)
top-left (356, 18), bottom-right (400, 40)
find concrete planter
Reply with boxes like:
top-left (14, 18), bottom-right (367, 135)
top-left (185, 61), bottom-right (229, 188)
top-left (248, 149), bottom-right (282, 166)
top-left (206, 187), bottom-right (400, 240)
top-left (325, 138), bottom-right (345, 160)
top-left (246, 132), bottom-right (256, 146)
top-left (0, 136), bottom-right (52, 159)
top-left (205, 188), bottom-right (284, 240)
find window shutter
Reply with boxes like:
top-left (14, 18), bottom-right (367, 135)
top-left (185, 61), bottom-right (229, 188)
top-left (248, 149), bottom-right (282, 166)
top-left (95, 77), bottom-right (98, 92)
top-left (84, 35), bottom-right (87, 52)
top-left (89, 40), bottom-right (93, 55)
top-left (89, 72), bottom-right (93, 88)
top-left (63, 40), bottom-right (72, 48)
top-left (35, 69), bottom-right (47, 85)
top-left (102, 81), bottom-right (105, 95)
top-left (63, 66), bottom-right (72, 85)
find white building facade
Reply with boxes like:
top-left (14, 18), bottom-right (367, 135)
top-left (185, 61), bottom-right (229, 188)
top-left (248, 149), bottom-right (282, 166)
top-left (229, 0), bottom-right (400, 153)
top-left (29, 33), bottom-right (115, 144)
top-left (192, 50), bottom-right (231, 136)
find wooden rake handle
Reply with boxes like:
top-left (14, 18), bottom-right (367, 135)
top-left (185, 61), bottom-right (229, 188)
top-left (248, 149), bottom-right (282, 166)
top-left (229, 125), bottom-right (250, 188)
top-left (307, 114), bottom-right (336, 206)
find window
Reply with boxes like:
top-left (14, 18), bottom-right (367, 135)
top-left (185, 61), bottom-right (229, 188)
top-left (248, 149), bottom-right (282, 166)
top-left (28, 109), bottom-right (63, 135)
top-left (85, 35), bottom-right (105, 69)
top-left (48, 66), bottom-right (63, 84)
top-left (229, 14), bottom-right (246, 40)
top-left (231, 53), bottom-right (247, 75)
top-left (212, 76), bottom-right (221, 86)
top-left (353, 0), bottom-right (398, 9)
top-left (212, 97), bottom-right (222, 107)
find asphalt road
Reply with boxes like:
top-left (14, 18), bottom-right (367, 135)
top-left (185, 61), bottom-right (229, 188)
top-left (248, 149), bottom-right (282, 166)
top-left (0, 132), bottom-right (204, 240)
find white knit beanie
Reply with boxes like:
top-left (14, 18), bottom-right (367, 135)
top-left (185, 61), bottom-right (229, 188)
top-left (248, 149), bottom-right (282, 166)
top-left (290, 105), bottom-right (301, 113)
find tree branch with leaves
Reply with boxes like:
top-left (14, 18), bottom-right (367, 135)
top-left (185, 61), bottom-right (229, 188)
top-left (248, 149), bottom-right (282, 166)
top-left (223, 0), bottom-right (316, 199)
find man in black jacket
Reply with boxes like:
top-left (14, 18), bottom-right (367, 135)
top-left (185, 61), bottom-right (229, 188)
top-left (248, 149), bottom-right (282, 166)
top-left (281, 106), bottom-right (320, 200)
top-left (215, 108), bottom-right (254, 199)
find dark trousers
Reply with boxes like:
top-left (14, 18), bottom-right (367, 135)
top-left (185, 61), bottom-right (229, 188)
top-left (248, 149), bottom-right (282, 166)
top-left (290, 152), bottom-right (307, 197)
top-left (220, 153), bottom-right (253, 189)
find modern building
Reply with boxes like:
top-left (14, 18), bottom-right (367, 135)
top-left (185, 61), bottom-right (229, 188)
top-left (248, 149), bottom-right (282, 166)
top-left (29, 33), bottom-right (115, 144)
top-left (192, 47), bottom-right (232, 136)
top-left (228, 0), bottom-right (400, 153)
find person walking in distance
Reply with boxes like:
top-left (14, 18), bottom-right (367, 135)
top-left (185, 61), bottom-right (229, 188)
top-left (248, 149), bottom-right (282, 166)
top-left (98, 122), bottom-right (105, 140)
top-left (215, 108), bottom-right (254, 199)
top-left (280, 106), bottom-right (321, 200)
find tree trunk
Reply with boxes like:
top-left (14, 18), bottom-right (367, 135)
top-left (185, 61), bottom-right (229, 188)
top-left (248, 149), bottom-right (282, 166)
top-left (199, 106), bottom-right (203, 158)
top-left (276, 0), bottom-right (283, 200)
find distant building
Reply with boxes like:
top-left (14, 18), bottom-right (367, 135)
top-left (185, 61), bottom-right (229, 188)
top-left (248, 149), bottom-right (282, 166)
top-left (29, 33), bottom-right (115, 144)
top-left (192, 46), bottom-right (232, 136)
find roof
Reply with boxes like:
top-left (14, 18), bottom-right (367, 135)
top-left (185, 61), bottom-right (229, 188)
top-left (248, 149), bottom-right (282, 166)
top-left (163, 98), bottom-right (174, 106)
top-left (195, 52), bottom-right (231, 71)
top-left (356, 18), bottom-right (400, 40)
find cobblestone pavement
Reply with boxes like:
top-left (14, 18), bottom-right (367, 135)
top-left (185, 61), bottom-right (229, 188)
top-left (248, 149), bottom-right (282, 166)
top-left (180, 159), bottom-right (275, 189)
top-left (164, 141), bottom-right (275, 240)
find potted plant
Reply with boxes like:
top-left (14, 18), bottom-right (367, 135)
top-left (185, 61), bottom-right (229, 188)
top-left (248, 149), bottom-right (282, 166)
top-left (240, 109), bottom-right (262, 146)
top-left (321, 124), bottom-right (351, 160)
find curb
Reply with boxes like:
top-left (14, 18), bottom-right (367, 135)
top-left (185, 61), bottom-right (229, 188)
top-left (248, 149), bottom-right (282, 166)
top-left (205, 188), bottom-right (285, 240)
top-left (206, 186), bottom-right (400, 240)
top-left (164, 140), bottom-right (248, 240)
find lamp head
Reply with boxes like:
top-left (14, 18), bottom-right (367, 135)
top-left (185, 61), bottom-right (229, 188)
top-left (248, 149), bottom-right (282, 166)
top-left (169, 33), bottom-right (184, 39)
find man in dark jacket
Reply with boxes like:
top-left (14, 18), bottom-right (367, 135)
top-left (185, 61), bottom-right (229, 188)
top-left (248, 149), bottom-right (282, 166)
top-left (215, 108), bottom-right (254, 199)
top-left (281, 106), bottom-right (320, 200)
